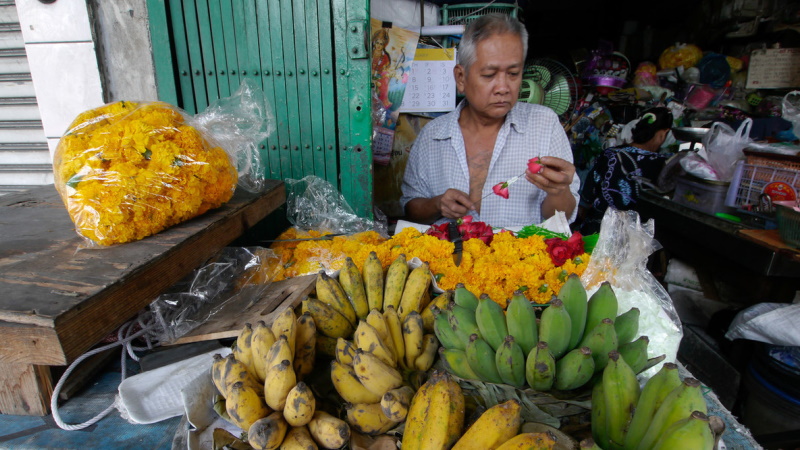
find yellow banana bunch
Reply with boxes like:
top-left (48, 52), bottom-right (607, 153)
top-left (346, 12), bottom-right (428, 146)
top-left (301, 297), bottom-right (354, 339)
top-left (452, 399), bottom-right (521, 450)
top-left (211, 353), bottom-right (261, 397)
top-left (330, 360), bottom-right (383, 404)
top-left (315, 271), bottom-right (357, 327)
top-left (339, 256), bottom-right (369, 319)
top-left (226, 380), bottom-right (271, 431)
top-left (397, 263), bottom-right (432, 320)
top-left (354, 319), bottom-right (396, 367)
top-left (345, 401), bottom-right (399, 435)
top-left (294, 312), bottom-right (317, 380)
top-left (402, 371), bottom-right (465, 450)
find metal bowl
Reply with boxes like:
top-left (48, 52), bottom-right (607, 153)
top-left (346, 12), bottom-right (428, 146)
top-left (672, 127), bottom-right (709, 142)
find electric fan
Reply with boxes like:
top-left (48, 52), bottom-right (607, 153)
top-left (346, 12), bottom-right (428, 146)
top-left (519, 58), bottom-right (579, 125)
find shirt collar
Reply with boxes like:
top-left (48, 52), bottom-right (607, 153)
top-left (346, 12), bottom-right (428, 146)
top-left (433, 100), bottom-right (527, 140)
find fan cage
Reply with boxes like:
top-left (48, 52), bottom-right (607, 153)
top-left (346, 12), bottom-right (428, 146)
top-left (520, 59), bottom-right (579, 122)
top-left (440, 3), bottom-right (521, 25)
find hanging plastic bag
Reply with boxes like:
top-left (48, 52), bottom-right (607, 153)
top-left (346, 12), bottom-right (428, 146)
top-left (581, 208), bottom-right (683, 378)
top-left (782, 90), bottom-right (800, 140)
top-left (700, 118), bottom-right (752, 182)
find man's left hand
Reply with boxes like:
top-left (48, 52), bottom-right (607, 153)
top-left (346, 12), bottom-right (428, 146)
top-left (525, 156), bottom-right (575, 195)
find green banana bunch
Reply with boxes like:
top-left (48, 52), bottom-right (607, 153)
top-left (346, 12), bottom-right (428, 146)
top-left (506, 290), bottom-right (538, 356)
top-left (579, 318), bottom-right (618, 372)
top-left (453, 283), bottom-right (479, 310)
top-left (619, 335), bottom-right (650, 374)
top-left (651, 411), bottom-right (714, 450)
top-left (466, 334), bottom-right (504, 384)
top-left (439, 347), bottom-right (480, 381)
top-left (614, 307), bottom-right (640, 345)
top-left (602, 350), bottom-right (640, 448)
top-left (624, 362), bottom-right (682, 449)
top-left (538, 297), bottom-right (572, 359)
top-left (558, 273), bottom-right (588, 350)
top-left (591, 378), bottom-right (609, 448)
top-left (475, 294), bottom-right (507, 351)
top-left (433, 306), bottom-right (464, 351)
top-left (553, 346), bottom-right (595, 391)
top-left (448, 301), bottom-right (481, 345)
top-left (584, 281), bottom-right (618, 335)
top-left (525, 341), bottom-right (555, 391)
top-left (636, 377), bottom-right (708, 450)
top-left (495, 335), bottom-right (526, 388)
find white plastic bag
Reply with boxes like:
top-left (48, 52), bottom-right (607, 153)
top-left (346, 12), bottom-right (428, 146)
top-left (725, 303), bottom-right (800, 346)
top-left (700, 118), bottom-right (752, 182)
top-left (782, 90), bottom-right (800, 139)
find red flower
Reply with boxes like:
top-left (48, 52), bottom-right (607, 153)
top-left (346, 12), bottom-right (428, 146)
top-left (527, 157), bottom-right (543, 174)
top-left (425, 222), bottom-right (450, 240)
top-left (492, 182), bottom-right (510, 199)
top-left (459, 221), bottom-right (494, 245)
top-left (544, 232), bottom-right (584, 266)
top-left (458, 215), bottom-right (473, 224)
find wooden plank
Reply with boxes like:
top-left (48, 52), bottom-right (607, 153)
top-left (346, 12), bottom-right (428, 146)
top-left (0, 181), bottom-right (285, 363)
top-left (218, 0), bottom-right (241, 96)
top-left (195, 0), bottom-right (220, 103)
top-left (291, 0), bottom-right (316, 179)
top-left (279, 0), bottom-right (303, 181)
top-left (266, 0), bottom-right (292, 179)
top-left (146, 0), bottom-right (179, 105)
top-left (0, 321), bottom-right (62, 365)
top-left (182, 0), bottom-right (209, 112)
top-left (170, 274), bottom-right (316, 344)
top-left (0, 363), bottom-right (52, 416)
top-left (168, 0), bottom-right (196, 113)
top-left (208, 0), bottom-right (231, 99)
top-left (302, 0), bottom-right (327, 180)
top-left (316, 0), bottom-right (338, 186)
top-left (739, 229), bottom-right (800, 258)
top-left (254, 1), bottom-right (281, 180)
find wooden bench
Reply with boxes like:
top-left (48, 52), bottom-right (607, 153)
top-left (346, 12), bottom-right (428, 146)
top-left (0, 181), bottom-right (285, 415)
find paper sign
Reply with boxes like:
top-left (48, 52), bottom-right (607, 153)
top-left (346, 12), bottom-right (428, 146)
top-left (746, 48), bottom-right (800, 89)
top-left (399, 48), bottom-right (457, 113)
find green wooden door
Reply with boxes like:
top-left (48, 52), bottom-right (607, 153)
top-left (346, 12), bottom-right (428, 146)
top-left (147, 0), bottom-right (373, 218)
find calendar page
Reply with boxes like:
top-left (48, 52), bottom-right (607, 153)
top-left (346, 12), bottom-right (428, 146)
top-left (399, 48), bottom-right (457, 113)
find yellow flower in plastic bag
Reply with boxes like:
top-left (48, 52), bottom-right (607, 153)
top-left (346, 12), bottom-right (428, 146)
top-left (53, 101), bottom-right (237, 245)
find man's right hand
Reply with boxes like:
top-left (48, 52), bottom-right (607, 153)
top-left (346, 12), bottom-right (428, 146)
top-left (437, 189), bottom-right (476, 219)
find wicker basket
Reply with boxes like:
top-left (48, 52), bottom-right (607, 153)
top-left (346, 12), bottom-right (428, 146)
top-left (777, 204), bottom-right (800, 248)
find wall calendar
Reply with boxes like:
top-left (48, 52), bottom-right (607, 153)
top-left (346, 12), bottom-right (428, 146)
top-left (399, 48), bottom-right (457, 113)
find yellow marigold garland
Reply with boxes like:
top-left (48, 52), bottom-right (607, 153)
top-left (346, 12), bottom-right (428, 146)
top-left (266, 227), bottom-right (589, 306)
top-left (53, 101), bottom-right (238, 246)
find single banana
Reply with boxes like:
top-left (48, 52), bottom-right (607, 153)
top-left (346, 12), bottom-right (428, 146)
top-left (452, 399), bottom-right (521, 450)
top-left (247, 411), bottom-right (288, 450)
top-left (365, 308), bottom-right (391, 344)
top-left (558, 272), bottom-right (588, 350)
top-left (506, 290), bottom-right (538, 355)
top-left (495, 335), bottom-right (526, 388)
top-left (354, 319), bottom-right (396, 367)
top-left (623, 362), bottom-right (682, 450)
top-left (453, 283), bottom-right (479, 310)
top-left (330, 360), bottom-right (383, 404)
top-left (381, 385), bottom-right (415, 422)
top-left (247, 413), bottom-right (288, 450)
top-left (475, 294), bottom-right (507, 351)
top-left (211, 353), bottom-right (230, 396)
top-left (307, 410), bottom-right (351, 450)
top-left (619, 335), bottom-right (649, 374)
top-left (416, 371), bottom-right (464, 450)
top-left (301, 296), bottom-right (354, 338)
top-left (362, 251), bottom-right (385, 312)
top-left (383, 253), bottom-right (409, 311)
top-left (383, 305), bottom-right (406, 366)
top-left (538, 297), bottom-right (572, 359)
top-left (602, 350), bottom-right (640, 448)
top-left (352, 349), bottom-right (404, 396)
top-left (220, 353), bottom-right (262, 397)
top-left (345, 401), bottom-right (399, 435)
top-left (439, 347), bottom-right (481, 381)
top-left (402, 371), bottom-right (434, 450)
top-left (403, 311), bottom-right (425, 368)
top-left (226, 380), bottom-right (271, 431)
top-left (283, 381), bottom-right (316, 427)
top-left (398, 263), bottom-right (432, 320)
top-left (271, 307), bottom-right (297, 357)
top-left (448, 301), bottom-right (482, 346)
top-left (339, 256), bottom-right (369, 319)
top-left (236, 323), bottom-right (256, 378)
top-left (652, 410), bottom-right (714, 450)
top-left (314, 334), bottom-right (337, 359)
top-left (585, 281), bottom-right (618, 336)
top-left (213, 393), bottom-right (235, 426)
top-left (315, 271), bottom-right (357, 326)
top-left (293, 312), bottom-right (317, 381)
top-left (525, 341), bottom-right (556, 391)
top-left (495, 432), bottom-right (557, 450)
top-left (414, 333), bottom-right (439, 371)
top-left (591, 378), bottom-right (610, 449)
top-left (578, 318), bottom-right (618, 372)
top-left (266, 335), bottom-right (294, 371)
top-left (264, 359), bottom-right (297, 411)
top-left (251, 320), bottom-right (277, 382)
top-left (614, 307), bottom-right (640, 345)
top-left (444, 371), bottom-right (466, 445)
top-left (433, 306), bottom-right (464, 350)
top-left (465, 333), bottom-right (504, 384)
top-left (280, 425), bottom-right (318, 450)
top-left (335, 337), bottom-right (357, 365)
top-left (554, 346), bottom-right (595, 391)
top-left (421, 291), bottom-right (451, 333)
top-left (636, 377), bottom-right (708, 450)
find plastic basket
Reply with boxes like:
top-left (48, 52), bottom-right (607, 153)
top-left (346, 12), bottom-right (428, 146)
top-left (726, 160), bottom-right (800, 209)
top-left (440, 2), bottom-right (521, 25)
top-left (777, 204), bottom-right (800, 248)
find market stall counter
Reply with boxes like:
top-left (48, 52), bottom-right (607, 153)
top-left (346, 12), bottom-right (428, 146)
top-left (0, 180), bottom-right (285, 416)
top-left (638, 190), bottom-right (800, 304)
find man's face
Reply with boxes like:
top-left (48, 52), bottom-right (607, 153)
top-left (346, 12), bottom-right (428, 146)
top-left (455, 33), bottom-right (524, 121)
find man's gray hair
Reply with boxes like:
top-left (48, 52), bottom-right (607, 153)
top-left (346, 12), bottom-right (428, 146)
top-left (457, 13), bottom-right (528, 73)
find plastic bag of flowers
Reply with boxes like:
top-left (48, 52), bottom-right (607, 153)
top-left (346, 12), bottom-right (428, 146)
top-left (53, 100), bottom-right (238, 246)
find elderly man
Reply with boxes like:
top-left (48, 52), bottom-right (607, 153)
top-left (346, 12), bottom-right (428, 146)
top-left (400, 14), bottom-right (579, 228)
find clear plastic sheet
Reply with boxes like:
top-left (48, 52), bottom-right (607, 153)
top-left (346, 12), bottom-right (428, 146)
top-left (580, 208), bottom-right (683, 378)
top-left (149, 247), bottom-right (280, 344)
top-left (285, 175), bottom-right (389, 236)
top-left (193, 79), bottom-right (276, 193)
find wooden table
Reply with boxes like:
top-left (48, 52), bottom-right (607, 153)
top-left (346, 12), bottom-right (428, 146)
top-left (0, 181), bottom-right (285, 415)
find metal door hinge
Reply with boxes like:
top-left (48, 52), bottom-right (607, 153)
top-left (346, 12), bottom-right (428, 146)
top-left (346, 19), bottom-right (368, 59)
